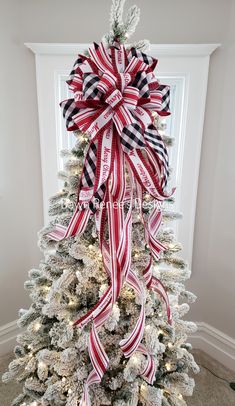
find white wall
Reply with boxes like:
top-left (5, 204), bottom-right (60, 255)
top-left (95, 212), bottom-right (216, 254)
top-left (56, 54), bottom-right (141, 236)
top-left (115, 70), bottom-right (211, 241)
top-left (0, 0), bottom-right (234, 341)
top-left (188, 1), bottom-right (235, 339)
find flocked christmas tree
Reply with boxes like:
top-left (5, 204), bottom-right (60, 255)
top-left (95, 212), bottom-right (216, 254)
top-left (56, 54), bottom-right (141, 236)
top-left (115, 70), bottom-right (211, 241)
top-left (2, 1), bottom-right (200, 405)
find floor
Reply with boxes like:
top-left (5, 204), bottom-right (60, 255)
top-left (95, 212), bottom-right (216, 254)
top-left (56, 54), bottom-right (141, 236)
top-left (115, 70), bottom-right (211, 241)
top-left (0, 350), bottom-right (235, 405)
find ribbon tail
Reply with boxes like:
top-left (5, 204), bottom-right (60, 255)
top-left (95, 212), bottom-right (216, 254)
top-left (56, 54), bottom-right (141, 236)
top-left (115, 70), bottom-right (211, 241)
top-left (135, 181), bottom-right (172, 324)
top-left (48, 207), bottom-right (91, 241)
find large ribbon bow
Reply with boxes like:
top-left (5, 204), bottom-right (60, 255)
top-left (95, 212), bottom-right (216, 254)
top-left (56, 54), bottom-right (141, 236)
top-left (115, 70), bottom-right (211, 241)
top-left (49, 42), bottom-right (173, 406)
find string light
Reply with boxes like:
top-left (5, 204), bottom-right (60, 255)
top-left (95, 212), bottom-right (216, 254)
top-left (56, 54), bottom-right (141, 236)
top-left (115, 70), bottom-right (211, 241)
top-left (88, 244), bottom-right (93, 250)
top-left (68, 388), bottom-right (73, 395)
top-left (158, 312), bottom-right (163, 317)
top-left (163, 389), bottom-right (171, 395)
top-left (165, 362), bottom-right (171, 371)
top-left (69, 321), bottom-right (74, 326)
top-left (62, 377), bottom-right (67, 383)
top-left (34, 322), bottom-right (41, 332)
top-left (178, 394), bottom-right (183, 400)
top-left (168, 343), bottom-right (173, 349)
top-left (145, 325), bottom-right (151, 330)
top-left (68, 300), bottom-right (74, 306)
top-left (63, 198), bottom-right (71, 206)
top-left (158, 329), bottom-right (164, 336)
top-left (38, 361), bottom-right (45, 368)
top-left (132, 356), bottom-right (138, 364)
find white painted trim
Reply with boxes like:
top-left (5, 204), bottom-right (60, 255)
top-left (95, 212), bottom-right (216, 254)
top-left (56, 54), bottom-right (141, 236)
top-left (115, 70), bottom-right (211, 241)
top-left (0, 320), bottom-right (19, 356)
top-left (191, 322), bottom-right (235, 371)
top-left (25, 43), bottom-right (220, 57)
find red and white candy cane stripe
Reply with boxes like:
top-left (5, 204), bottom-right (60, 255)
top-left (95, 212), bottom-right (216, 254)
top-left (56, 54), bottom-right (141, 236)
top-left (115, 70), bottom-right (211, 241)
top-left (135, 181), bottom-right (172, 324)
top-left (138, 343), bottom-right (157, 385)
top-left (120, 269), bottom-right (146, 357)
top-left (47, 207), bottom-right (91, 241)
top-left (89, 42), bottom-right (113, 73)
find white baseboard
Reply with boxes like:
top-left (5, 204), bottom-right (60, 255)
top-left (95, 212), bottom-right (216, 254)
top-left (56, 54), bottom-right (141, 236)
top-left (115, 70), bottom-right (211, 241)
top-left (1, 319), bottom-right (235, 371)
top-left (0, 320), bottom-right (19, 356)
top-left (191, 321), bottom-right (235, 371)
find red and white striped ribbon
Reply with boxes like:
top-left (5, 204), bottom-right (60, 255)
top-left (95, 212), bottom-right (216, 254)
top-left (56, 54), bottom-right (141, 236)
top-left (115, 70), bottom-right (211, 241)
top-left (47, 42), bottom-right (174, 403)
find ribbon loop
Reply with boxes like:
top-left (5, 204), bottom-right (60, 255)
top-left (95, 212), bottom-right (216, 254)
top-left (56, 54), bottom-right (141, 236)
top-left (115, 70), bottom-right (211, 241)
top-left (105, 88), bottom-right (123, 109)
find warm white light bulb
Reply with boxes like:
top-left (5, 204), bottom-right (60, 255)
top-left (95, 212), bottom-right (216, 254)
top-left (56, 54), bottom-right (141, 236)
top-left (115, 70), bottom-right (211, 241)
top-left (69, 321), bottom-right (74, 326)
top-left (62, 377), bottom-right (66, 383)
top-left (168, 343), bottom-right (173, 349)
top-left (38, 361), bottom-right (45, 368)
top-left (165, 362), bottom-right (171, 371)
top-left (178, 394), bottom-right (183, 400)
top-left (34, 322), bottom-right (41, 331)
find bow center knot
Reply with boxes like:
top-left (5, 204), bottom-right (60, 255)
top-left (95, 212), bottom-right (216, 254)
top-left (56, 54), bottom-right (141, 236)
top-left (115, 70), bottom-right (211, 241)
top-left (105, 88), bottom-right (123, 110)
